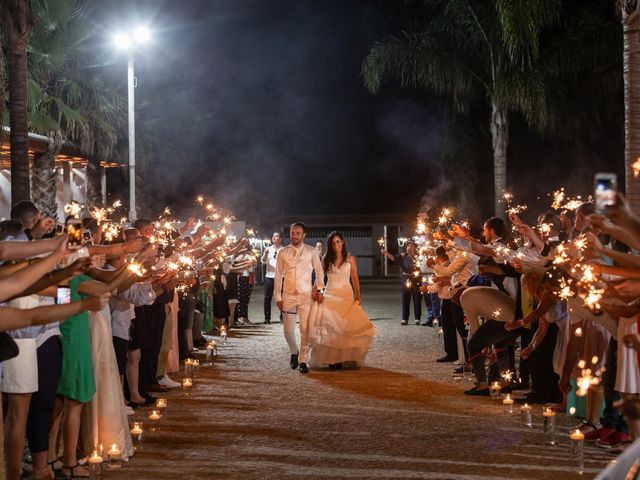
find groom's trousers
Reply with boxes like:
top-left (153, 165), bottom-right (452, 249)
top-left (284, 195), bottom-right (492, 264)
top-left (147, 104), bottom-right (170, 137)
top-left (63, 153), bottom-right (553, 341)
top-left (282, 293), bottom-right (314, 363)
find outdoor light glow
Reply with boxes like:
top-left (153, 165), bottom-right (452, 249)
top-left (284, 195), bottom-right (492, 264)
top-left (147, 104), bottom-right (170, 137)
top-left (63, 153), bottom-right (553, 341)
top-left (113, 32), bottom-right (132, 50)
top-left (134, 26), bottom-right (152, 43)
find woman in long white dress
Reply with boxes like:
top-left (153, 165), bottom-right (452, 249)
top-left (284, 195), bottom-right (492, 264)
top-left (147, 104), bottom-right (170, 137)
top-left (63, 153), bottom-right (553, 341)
top-left (309, 232), bottom-right (376, 368)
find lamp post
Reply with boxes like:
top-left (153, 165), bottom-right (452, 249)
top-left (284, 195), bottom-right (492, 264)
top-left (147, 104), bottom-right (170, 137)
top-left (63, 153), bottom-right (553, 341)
top-left (114, 27), bottom-right (151, 222)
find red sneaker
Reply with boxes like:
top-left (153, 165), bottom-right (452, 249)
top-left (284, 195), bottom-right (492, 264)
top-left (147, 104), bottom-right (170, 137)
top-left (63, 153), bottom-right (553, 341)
top-left (584, 427), bottom-right (614, 442)
top-left (596, 430), bottom-right (630, 449)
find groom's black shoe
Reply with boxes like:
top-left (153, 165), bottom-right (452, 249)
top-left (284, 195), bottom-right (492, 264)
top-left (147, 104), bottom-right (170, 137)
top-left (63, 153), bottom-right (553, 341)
top-left (299, 362), bottom-right (309, 374)
top-left (290, 353), bottom-right (299, 370)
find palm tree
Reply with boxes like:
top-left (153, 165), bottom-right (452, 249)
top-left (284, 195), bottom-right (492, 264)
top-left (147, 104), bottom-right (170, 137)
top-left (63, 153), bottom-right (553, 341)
top-left (621, 1), bottom-right (640, 213)
top-left (25, 0), bottom-right (125, 215)
top-left (3, 0), bottom-right (35, 204)
top-left (363, 0), bottom-right (620, 217)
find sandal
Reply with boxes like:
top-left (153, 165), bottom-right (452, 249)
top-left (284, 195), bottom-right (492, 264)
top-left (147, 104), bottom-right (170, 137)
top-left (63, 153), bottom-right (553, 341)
top-left (574, 420), bottom-right (600, 433)
top-left (61, 464), bottom-right (90, 479)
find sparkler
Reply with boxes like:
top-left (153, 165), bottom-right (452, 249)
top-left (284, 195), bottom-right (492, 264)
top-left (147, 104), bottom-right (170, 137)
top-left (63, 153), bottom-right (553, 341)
top-left (633, 158), bottom-right (640, 177)
top-left (64, 202), bottom-right (84, 219)
top-left (377, 236), bottom-right (385, 248)
top-left (438, 207), bottom-right (452, 226)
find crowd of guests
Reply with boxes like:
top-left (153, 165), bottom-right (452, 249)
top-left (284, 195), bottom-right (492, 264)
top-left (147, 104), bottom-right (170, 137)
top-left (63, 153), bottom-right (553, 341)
top-left (0, 200), bottom-right (259, 479)
top-left (385, 192), bottom-right (640, 460)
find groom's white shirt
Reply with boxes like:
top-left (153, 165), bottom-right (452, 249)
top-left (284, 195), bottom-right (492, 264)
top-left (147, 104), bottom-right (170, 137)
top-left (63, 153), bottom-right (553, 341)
top-left (274, 243), bottom-right (324, 303)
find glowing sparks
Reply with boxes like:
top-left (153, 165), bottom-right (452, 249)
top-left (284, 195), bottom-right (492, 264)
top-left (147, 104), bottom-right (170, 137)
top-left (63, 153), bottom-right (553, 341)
top-left (574, 327), bottom-right (583, 337)
top-left (438, 208), bottom-right (452, 226)
top-left (633, 158), bottom-right (640, 177)
top-left (377, 236), bottom-right (385, 248)
top-left (64, 202), bottom-right (83, 219)
top-left (501, 370), bottom-right (514, 382)
top-left (127, 262), bottom-right (147, 277)
top-left (492, 308), bottom-right (502, 319)
top-left (551, 188), bottom-right (586, 211)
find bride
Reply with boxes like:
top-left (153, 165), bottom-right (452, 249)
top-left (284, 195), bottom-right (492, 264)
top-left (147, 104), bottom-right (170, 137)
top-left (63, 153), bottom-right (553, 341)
top-left (309, 231), bottom-right (376, 368)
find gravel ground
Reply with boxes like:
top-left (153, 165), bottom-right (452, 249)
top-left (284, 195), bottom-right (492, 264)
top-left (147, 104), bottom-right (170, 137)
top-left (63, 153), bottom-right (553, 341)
top-left (109, 281), bottom-right (613, 480)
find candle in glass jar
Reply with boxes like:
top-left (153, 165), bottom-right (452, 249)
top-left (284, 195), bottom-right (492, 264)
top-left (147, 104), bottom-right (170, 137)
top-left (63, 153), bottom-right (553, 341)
top-left (149, 410), bottom-right (161, 421)
top-left (131, 422), bottom-right (143, 436)
top-left (490, 381), bottom-right (501, 399)
top-left (88, 450), bottom-right (104, 464)
top-left (182, 377), bottom-right (193, 388)
top-left (543, 406), bottom-right (556, 445)
top-left (520, 403), bottom-right (533, 427)
top-left (502, 394), bottom-right (514, 414)
top-left (156, 398), bottom-right (167, 409)
top-left (107, 443), bottom-right (121, 460)
top-left (570, 429), bottom-right (584, 474)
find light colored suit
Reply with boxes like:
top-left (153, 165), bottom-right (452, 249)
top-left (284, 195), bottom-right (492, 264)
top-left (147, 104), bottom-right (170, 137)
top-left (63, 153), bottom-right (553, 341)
top-left (274, 243), bottom-right (325, 363)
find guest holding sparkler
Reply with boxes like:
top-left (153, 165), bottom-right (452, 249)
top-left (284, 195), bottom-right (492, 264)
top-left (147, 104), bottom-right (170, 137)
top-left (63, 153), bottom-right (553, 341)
top-left (382, 242), bottom-right (422, 325)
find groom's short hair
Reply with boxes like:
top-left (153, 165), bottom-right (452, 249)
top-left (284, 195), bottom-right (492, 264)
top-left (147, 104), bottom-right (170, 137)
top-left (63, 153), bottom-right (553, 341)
top-left (290, 221), bottom-right (306, 233)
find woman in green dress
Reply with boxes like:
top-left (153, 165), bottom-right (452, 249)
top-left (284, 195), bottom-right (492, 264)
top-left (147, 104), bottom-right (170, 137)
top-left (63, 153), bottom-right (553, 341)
top-left (55, 265), bottom-right (133, 479)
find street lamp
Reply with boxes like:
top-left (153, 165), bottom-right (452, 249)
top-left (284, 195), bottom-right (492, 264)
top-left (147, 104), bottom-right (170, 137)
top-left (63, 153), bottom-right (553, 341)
top-left (113, 26), bottom-right (151, 222)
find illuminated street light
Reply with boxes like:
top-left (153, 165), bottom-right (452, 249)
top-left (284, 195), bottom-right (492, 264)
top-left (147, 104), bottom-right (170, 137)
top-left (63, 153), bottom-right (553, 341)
top-left (112, 26), bottom-right (152, 221)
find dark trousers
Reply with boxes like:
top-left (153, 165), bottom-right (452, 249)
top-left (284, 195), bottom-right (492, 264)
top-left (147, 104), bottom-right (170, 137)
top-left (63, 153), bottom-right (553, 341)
top-left (27, 336), bottom-right (62, 453)
top-left (440, 299), bottom-right (466, 360)
top-left (236, 276), bottom-right (252, 319)
top-left (468, 320), bottom-right (525, 384)
top-left (140, 303), bottom-right (166, 385)
top-left (424, 293), bottom-right (441, 320)
top-left (178, 294), bottom-right (196, 360)
top-left (602, 338), bottom-right (628, 432)
top-left (264, 277), bottom-right (274, 321)
top-left (529, 322), bottom-right (560, 397)
top-left (401, 280), bottom-right (421, 320)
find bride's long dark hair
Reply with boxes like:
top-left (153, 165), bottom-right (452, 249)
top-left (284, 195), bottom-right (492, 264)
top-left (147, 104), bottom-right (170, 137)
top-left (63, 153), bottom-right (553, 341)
top-left (323, 231), bottom-right (349, 272)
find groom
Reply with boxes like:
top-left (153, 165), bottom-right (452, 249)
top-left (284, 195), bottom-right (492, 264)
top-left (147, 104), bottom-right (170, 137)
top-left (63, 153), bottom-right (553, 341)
top-left (274, 222), bottom-right (325, 374)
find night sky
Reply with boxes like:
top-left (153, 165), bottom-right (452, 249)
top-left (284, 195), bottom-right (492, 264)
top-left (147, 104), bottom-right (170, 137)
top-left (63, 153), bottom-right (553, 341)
top-left (94, 0), bottom-right (623, 226)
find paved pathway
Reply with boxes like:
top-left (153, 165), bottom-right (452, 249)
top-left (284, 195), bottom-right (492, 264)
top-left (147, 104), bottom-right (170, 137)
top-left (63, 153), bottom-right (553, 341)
top-left (111, 281), bottom-right (612, 479)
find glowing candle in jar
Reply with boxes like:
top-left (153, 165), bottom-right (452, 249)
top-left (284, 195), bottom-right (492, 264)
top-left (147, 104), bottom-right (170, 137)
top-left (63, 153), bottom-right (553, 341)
top-left (543, 407), bottom-right (556, 445)
top-left (490, 381), bottom-right (501, 400)
top-left (184, 358), bottom-right (193, 377)
top-left (520, 403), bottom-right (532, 427)
top-left (88, 450), bottom-right (104, 464)
top-left (502, 394), bottom-right (514, 414)
top-left (107, 443), bottom-right (121, 461)
top-left (155, 398), bottom-right (167, 409)
top-left (149, 410), bottom-right (161, 421)
top-left (206, 342), bottom-right (214, 365)
top-left (192, 359), bottom-right (200, 377)
top-left (131, 422), bottom-right (143, 441)
top-left (182, 377), bottom-right (193, 389)
top-left (569, 429), bottom-right (584, 475)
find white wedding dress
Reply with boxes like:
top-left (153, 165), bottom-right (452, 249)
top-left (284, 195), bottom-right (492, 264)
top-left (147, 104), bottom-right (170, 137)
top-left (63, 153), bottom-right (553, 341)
top-left (309, 261), bottom-right (376, 366)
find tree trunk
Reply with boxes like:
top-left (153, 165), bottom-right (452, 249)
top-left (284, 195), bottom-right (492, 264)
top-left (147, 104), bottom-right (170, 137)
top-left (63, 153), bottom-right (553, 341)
top-left (622, 2), bottom-right (640, 214)
top-left (5, 0), bottom-right (34, 205)
top-left (86, 157), bottom-right (103, 207)
top-left (31, 132), bottom-right (62, 221)
top-left (490, 101), bottom-right (509, 219)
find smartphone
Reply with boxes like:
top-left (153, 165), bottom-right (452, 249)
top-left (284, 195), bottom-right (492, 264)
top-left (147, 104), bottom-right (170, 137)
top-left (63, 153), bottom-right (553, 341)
top-left (594, 173), bottom-right (617, 212)
top-left (82, 229), bottom-right (93, 245)
top-left (56, 286), bottom-right (71, 305)
top-left (66, 220), bottom-right (83, 249)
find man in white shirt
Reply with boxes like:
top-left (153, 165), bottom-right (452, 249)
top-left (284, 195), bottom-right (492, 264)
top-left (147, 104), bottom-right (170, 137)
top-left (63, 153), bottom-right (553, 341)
top-left (274, 222), bottom-right (325, 374)
top-left (261, 232), bottom-right (283, 324)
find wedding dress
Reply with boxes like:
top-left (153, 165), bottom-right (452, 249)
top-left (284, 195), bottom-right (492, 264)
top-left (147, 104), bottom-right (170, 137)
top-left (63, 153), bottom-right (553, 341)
top-left (309, 261), bottom-right (376, 366)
